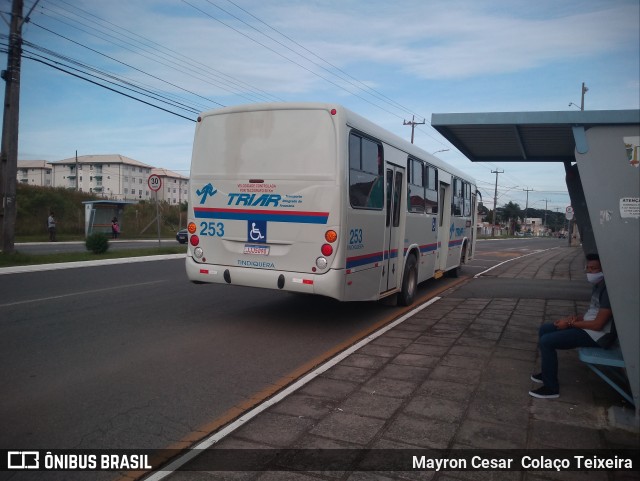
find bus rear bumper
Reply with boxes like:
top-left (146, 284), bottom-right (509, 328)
top-left (185, 256), bottom-right (345, 300)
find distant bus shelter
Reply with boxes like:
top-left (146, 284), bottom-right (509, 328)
top-left (432, 109), bottom-right (640, 420)
top-left (82, 200), bottom-right (138, 237)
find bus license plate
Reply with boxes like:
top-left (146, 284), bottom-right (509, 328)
top-left (244, 244), bottom-right (270, 255)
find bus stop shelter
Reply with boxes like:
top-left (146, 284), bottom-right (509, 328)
top-left (82, 200), bottom-right (138, 237)
top-left (431, 109), bottom-right (640, 421)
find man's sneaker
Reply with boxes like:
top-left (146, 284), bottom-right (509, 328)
top-left (529, 386), bottom-right (559, 399)
top-left (530, 373), bottom-right (543, 384)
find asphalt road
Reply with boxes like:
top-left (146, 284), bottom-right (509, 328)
top-left (0, 237), bottom-right (565, 457)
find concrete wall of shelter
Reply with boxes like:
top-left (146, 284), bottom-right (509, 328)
top-left (576, 125), bottom-right (640, 412)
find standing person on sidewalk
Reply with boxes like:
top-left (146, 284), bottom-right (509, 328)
top-left (47, 211), bottom-right (57, 242)
top-left (111, 217), bottom-right (120, 239)
top-left (529, 253), bottom-right (615, 399)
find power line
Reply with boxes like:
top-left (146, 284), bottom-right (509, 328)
top-left (38, 1), bottom-right (280, 104)
top-left (30, 22), bottom-right (227, 109)
top-left (214, 0), bottom-right (422, 118)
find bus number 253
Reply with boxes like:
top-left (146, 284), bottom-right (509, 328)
top-left (200, 221), bottom-right (225, 237)
top-left (349, 228), bottom-right (363, 244)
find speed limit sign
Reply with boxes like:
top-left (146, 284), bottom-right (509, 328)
top-left (148, 174), bottom-right (162, 192)
top-left (565, 206), bottom-right (574, 220)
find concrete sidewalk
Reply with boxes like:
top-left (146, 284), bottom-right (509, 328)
top-left (163, 247), bottom-right (639, 480)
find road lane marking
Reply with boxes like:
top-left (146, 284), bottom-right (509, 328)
top-left (135, 277), bottom-right (468, 480)
top-left (473, 247), bottom-right (559, 278)
top-left (0, 254), bottom-right (185, 276)
top-left (0, 280), bottom-right (167, 308)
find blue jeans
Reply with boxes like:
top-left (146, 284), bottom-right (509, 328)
top-left (538, 323), bottom-right (598, 391)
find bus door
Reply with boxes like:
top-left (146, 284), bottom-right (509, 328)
top-left (437, 181), bottom-right (452, 272)
top-left (469, 190), bottom-right (477, 258)
top-left (380, 165), bottom-right (404, 294)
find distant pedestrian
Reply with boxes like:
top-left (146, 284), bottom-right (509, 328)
top-left (47, 211), bottom-right (57, 242)
top-left (111, 217), bottom-right (120, 239)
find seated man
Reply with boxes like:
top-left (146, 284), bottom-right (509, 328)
top-left (529, 253), bottom-right (614, 399)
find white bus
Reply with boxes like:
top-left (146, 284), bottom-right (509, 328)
top-left (185, 103), bottom-right (477, 305)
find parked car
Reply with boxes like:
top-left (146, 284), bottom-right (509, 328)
top-left (176, 228), bottom-right (188, 244)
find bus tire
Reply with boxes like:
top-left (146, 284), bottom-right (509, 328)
top-left (398, 254), bottom-right (418, 306)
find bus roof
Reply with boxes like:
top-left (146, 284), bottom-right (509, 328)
top-left (198, 102), bottom-right (476, 185)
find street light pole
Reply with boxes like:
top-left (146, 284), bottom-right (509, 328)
top-left (580, 82), bottom-right (588, 111)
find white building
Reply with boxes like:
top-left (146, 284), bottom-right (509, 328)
top-left (150, 168), bottom-right (189, 204)
top-left (523, 217), bottom-right (547, 236)
top-left (50, 154), bottom-right (156, 200)
top-left (17, 160), bottom-right (53, 186)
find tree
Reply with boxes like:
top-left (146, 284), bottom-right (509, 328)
top-left (502, 201), bottom-right (523, 234)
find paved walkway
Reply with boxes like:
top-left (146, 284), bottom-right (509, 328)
top-left (162, 247), bottom-right (639, 481)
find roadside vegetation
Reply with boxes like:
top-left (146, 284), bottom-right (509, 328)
top-left (14, 184), bottom-right (187, 240)
top-left (0, 184), bottom-right (188, 267)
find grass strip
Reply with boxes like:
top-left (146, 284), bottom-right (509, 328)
top-left (0, 246), bottom-right (186, 268)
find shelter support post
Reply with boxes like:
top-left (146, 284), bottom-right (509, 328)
top-left (564, 162), bottom-right (597, 255)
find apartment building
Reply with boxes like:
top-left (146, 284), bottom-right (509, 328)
top-left (50, 154), bottom-right (158, 201)
top-left (18, 154), bottom-right (190, 203)
top-left (17, 160), bottom-right (53, 186)
top-left (150, 168), bottom-right (189, 204)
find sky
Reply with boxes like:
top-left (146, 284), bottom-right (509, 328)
top-left (1, 0), bottom-right (639, 214)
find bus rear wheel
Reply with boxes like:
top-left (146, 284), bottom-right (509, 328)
top-left (398, 254), bottom-right (418, 306)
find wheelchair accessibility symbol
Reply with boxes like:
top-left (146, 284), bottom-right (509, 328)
top-left (248, 220), bottom-right (267, 243)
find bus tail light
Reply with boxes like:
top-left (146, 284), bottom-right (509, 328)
top-left (321, 244), bottom-right (333, 256)
top-left (325, 230), bottom-right (337, 243)
top-left (187, 222), bottom-right (197, 234)
top-left (190, 235), bottom-right (200, 246)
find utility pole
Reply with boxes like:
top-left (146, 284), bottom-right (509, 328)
top-left (523, 187), bottom-right (534, 231)
top-left (569, 82), bottom-right (588, 111)
top-left (75, 150), bottom-right (79, 191)
top-left (0, 0), bottom-right (26, 254)
top-left (403, 115), bottom-right (425, 144)
top-left (580, 82), bottom-right (588, 111)
top-left (491, 169), bottom-right (503, 237)
top-left (542, 198), bottom-right (549, 231)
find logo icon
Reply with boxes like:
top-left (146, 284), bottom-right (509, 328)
top-left (248, 220), bottom-right (267, 243)
top-left (196, 183), bottom-right (218, 204)
top-left (8, 451), bottom-right (39, 469)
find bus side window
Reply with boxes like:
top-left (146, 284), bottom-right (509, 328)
top-left (408, 157), bottom-right (425, 213)
top-left (452, 178), bottom-right (463, 216)
top-left (463, 182), bottom-right (471, 216)
top-left (349, 132), bottom-right (383, 210)
top-left (425, 165), bottom-right (438, 214)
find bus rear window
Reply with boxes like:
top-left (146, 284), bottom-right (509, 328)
top-left (192, 109), bottom-right (336, 179)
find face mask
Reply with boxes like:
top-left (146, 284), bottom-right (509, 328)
top-left (587, 272), bottom-right (604, 284)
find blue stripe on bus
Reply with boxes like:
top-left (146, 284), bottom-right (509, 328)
top-left (384, 249), bottom-right (398, 260)
top-left (449, 239), bottom-right (464, 247)
top-left (194, 207), bottom-right (329, 224)
top-left (346, 252), bottom-right (384, 269)
top-left (420, 242), bottom-right (439, 253)
top-left (347, 249), bottom-right (398, 269)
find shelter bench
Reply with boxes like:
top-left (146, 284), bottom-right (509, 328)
top-left (578, 344), bottom-right (634, 405)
